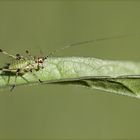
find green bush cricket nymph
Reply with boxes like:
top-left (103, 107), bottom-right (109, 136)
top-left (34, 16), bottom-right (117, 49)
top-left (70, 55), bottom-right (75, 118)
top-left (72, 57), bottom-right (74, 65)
top-left (0, 33), bottom-right (139, 91)
top-left (0, 49), bottom-right (47, 91)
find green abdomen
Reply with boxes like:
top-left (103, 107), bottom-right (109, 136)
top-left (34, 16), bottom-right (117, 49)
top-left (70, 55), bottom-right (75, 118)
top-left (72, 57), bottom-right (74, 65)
top-left (9, 60), bottom-right (33, 70)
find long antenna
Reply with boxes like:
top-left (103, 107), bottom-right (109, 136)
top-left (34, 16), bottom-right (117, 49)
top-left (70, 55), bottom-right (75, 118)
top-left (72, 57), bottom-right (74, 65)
top-left (46, 33), bottom-right (140, 58)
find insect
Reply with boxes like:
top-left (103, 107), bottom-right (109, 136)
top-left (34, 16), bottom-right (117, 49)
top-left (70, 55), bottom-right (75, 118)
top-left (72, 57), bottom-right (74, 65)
top-left (0, 49), bottom-right (47, 91)
top-left (0, 33), bottom-right (139, 91)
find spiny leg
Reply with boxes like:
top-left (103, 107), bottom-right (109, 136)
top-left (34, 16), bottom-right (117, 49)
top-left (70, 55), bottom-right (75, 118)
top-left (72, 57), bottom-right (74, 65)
top-left (6, 75), bottom-right (11, 89)
top-left (10, 69), bottom-right (20, 91)
top-left (21, 76), bottom-right (29, 83)
top-left (30, 69), bottom-right (43, 83)
top-left (9, 70), bottom-right (29, 91)
top-left (0, 49), bottom-right (17, 59)
top-left (25, 50), bottom-right (35, 60)
top-left (0, 68), bottom-right (20, 91)
top-left (7, 75), bottom-right (10, 85)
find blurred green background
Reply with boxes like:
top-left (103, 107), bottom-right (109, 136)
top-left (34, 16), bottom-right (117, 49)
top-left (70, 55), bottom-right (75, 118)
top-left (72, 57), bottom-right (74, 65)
top-left (0, 0), bottom-right (140, 139)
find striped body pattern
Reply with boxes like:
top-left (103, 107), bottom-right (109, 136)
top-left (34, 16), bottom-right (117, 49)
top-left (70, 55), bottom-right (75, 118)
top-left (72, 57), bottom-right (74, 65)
top-left (8, 59), bottom-right (39, 74)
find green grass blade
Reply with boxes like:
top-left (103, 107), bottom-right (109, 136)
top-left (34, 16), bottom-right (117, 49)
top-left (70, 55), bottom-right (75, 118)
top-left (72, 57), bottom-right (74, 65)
top-left (1, 57), bottom-right (140, 98)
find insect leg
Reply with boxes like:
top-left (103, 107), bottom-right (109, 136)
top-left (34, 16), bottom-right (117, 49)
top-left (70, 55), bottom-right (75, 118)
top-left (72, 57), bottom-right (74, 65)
top-left (10, 69), bottom-right (20, 91)
top-left (0, 68), bottom-right (17, 73)
top-left (16, 54), bottom-right (25, 60)
top-left (30, 69), bottom-right (43, 83)
top-left (0, 49), bottom-right (17, 59)
top-left (7, 75), bottom-right (10, 85)
top-left (0, 68), bottom-right (15, 86)
top-left (25, 50), bottom-right (34, 60)
top-left (0, 49), bottom-right (25, 60)
top-left (0, 74), bottom-right (10, 86)
top-left (0, 68), bottom-right (20, 91)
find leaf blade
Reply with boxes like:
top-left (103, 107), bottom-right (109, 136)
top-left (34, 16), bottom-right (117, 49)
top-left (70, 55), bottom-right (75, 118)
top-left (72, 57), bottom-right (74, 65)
top-left (1, 57), bottom-right (140, 98)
